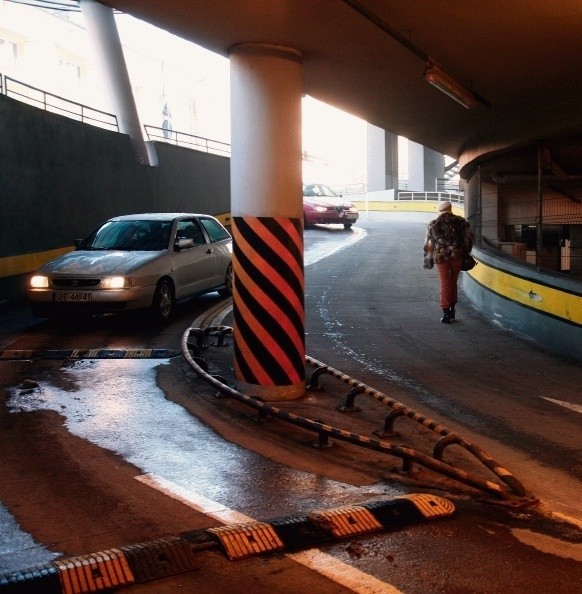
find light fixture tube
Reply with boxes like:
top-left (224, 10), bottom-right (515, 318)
top-left (424, 63), bottom-right (478, 109)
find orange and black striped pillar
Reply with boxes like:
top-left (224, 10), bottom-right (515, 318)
top-left (229, 43), bottom-right (305, 401)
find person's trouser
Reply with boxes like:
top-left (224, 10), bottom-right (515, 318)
top-left (437, 257), bottom-right (463, 309)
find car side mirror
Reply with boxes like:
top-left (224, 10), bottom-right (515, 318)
top-left (73, 239), bottom-right (83, 249)
top-left (174, 238), bottom-right (194, 251)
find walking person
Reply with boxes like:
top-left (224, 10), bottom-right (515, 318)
top-left (423, 201), bottom-right (474, 323)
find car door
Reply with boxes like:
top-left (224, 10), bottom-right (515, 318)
top-left (172, 217), bottom-right (216, 297)
top-left (197, 216), bottom-right (232, 285)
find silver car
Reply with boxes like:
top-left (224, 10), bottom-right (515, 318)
top-left (27, 213), bottom-right (233, 322)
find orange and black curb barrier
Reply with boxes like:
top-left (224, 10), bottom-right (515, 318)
top-left (0, 494), bottom-right (454, 593)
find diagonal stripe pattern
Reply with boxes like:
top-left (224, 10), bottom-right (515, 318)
top-left (232, 216), bottom-right (305, 386)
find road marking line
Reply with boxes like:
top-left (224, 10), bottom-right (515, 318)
top-left (541, 397), bottom-right (582, 414)
top-left (136, 473), bottom-right (404, 594)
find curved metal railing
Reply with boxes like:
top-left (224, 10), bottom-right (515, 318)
top-left (182, 324), bottom-right (536, 506)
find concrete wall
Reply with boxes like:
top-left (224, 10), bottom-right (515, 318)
top-left (0, 94), bottom-right (230, 302)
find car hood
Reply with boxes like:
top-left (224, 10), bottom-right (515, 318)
top-left (303, 196), bottom-right (353, 208)
top-left (38, 250), bottom-right (161, 275)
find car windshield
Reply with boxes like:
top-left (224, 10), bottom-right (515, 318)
top-left (84, 220), bottom-right (172, 251)
top-left (303, 184), bottom-right (338, 198)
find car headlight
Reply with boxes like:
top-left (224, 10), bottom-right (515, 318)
top-left (30, 275), bottom-right (49, 288)
top-left (348, 206), bottom-right (358, 213)
top-left (101, 276), bottom-right (131, 289)
top-left (314, 206), bottom-right (328, 212)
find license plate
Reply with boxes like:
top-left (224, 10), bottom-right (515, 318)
top-left (53, 292), bottom-right (92, 302)
top-left (345, 212), bottom-right (358, 219)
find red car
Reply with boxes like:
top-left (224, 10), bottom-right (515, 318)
top-left (303, 183), bottom-right (359, 229)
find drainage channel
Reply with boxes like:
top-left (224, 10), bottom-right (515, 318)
top-left (0, 349), bottom-right (179, 360)
top-left (183, 324), bottom-right (538, 508)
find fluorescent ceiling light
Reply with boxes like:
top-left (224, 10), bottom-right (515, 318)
top-left (424, 63), bottom-right (478, 109)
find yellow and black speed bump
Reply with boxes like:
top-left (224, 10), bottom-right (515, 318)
top-left (121, 536), bottom-right (199, 582)
top-left (0, 494), bottom-right (454, 592)
top-left (0, 349), bottom-right (179, 361)
top-left (206, 522), bottom-right (285, 560)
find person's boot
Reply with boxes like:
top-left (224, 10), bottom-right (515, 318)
top-left (449, 304), bottom-right (456, 320)
top-left (441, 308), bottom-right (452, 324)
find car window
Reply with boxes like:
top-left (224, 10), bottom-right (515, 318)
top-left (303, 184), bottom-right (338, 198)
top-left (141, 222), bottom-right (172, 250)
top-left (199, 217), bottom-right (231, 242)
top-left (176, 219), bottom-right (206, 245)
top-left (87, 220), bottom-right (172, 251)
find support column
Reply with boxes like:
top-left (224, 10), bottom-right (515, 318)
top-left (407, 140), bottom-right (425, 191)
top-left (366, 124), bottom-right (398, 191)
top-left (80, 0), bottom-right (152, 165)
top-left (408, 141), bottom-right (445, 191)
top-left (229, 43), bottom-right (305, 401)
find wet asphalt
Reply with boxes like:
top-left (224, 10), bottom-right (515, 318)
top-left (1, 211), bottom-right (581, 593)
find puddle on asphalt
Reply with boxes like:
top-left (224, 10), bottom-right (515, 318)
top-left (0, 503), bottom-right (61, 572)
top-left (7, 359), bottom-right (275, 502)
top-left (511, 528), bottom-right (582, 561)
top-left (3, 344), bottom-right (399, 571)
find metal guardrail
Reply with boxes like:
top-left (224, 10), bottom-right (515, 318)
top-left (2, 74), bottom-right (118, 132)
top-left (183, 324), bottom-right (536, 506)
top-left (436, 177), bottom-right (460, 192)
top-left (144, 124), bottom-right (231, 157)
top-left (397, 191), bottom-right (464, 203)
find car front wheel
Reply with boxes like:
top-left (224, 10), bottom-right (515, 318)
top-left (152, 279), bottom-right (175, 322)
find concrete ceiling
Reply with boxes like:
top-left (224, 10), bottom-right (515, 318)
top-left (100, 0), bottom-right (582, 165)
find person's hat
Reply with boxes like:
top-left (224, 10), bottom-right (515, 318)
top-left (437, 201), bottom-right (452, 212)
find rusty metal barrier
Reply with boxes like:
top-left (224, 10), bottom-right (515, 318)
top-left (182, 326), bottom-right (537, 506)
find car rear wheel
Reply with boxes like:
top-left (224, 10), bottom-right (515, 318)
top-left (152, 279), bottom-right (175, 322)
top-left (218, 263), bottom-right (233, 297)
top-left (343, 222), bottom-right (352, 229)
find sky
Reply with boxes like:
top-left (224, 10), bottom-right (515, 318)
top-left (114, 13), bottom-right (368, 189)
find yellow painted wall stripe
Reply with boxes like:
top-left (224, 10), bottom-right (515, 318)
top-left (0, 246), bottom-right (73, 278)
top-left (469, 258), bottom-right (582, 325)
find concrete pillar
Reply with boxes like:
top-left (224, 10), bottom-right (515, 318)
top-left (80, 0), bottom-right (152, 165)
top-left (407, 140), bottom-right (424, 191)
top-left (423, 146), bottom-right (445, 191)
top-left (408, 141), bottom-right (445, 191)
top-left (366, 124), bottom-right (398, 191)
top-left (229, 43), bottom-right (305, 401)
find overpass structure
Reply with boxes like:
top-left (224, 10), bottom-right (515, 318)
top-left (97, 0), bottom-right (582, 368)
top-left (1, 1), bottom-right (581, 395)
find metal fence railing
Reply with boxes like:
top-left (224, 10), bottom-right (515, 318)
top-left (436, 177), bottom-right (460, 192)
top-left (2, 75), bottom-right (119, 132)
top-left (144, 125), bottom-right (231, 157)
top-left (397, 191), bottom-right (464, 204)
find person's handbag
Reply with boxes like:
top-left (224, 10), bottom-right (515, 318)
top-left (461, 253), bottom-right (477, 271)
